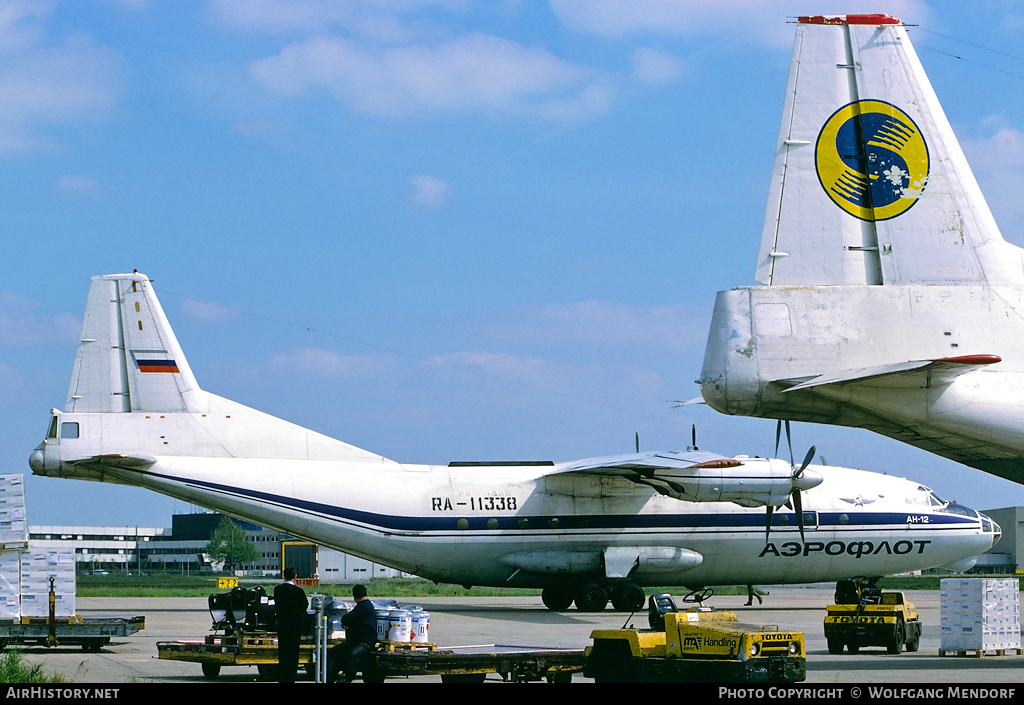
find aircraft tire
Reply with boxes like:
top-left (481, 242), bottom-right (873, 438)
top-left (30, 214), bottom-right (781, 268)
top-left (575, 583), bottom-right (609, 611)
top-left (610, 583), bottom-right (646, 612)
top-left (541, 585), bottom-right (574, 611)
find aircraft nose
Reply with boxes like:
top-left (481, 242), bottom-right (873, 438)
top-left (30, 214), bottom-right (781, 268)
top-left (980, 511), bottom-right (1002, 546)
top-left (28, 446), bottom-right (45, 474)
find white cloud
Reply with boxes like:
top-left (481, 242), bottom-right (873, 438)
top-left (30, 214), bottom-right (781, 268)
top-left (409, 174), bottom-right (449, 207)
top-left (430, 350), bottom-right (554, 380)
top-left (0, 0), bottom-right (49, 51)
top-left (962, 119), bottom-right (1024, 239)
top-left (270, 347), bottom-right (393, 378)
top-left (207, 0), bottom-right (468, 41)
top-left (486, 300), bottom-right (705, 352)
top-left (249, 32), bottom-right (611, 120)
top-left (630, 47), bottom-right (685, 85)
top-left (56, 174), bottom-right (99, 197)
top-left (549, 0), bottom-right (932, 46)
top-left (179, 298), bottom-right (238, 323)
top-left (0, 291), bottom-right (79, 347)
top-left (0, 1), bottom-right (122, 155)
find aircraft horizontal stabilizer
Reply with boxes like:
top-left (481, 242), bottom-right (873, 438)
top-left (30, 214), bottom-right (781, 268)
top-left (782, 354), bottom-right (1001, 393)
top-left (556, 451), bottom-right (819, 507)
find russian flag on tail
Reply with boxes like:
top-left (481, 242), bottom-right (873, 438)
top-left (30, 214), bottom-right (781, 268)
top-left (136, 359), bottom-right (180, 373)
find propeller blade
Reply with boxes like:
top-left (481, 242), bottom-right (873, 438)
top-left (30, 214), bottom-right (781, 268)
top-left (691, 424), bottom-right (698, 451)
top-left (765, 505), bottom-right (774, 544)
top-left (794, 488), bottom-right (805, 544)
top-left (795, 445), bottom-right (816, 479)
top-left (785, 420), bottom-right (794, 465)
top-left (774, 420), bottom-right (782, 458)
top-left (635, 432), bottom-right (639, 454)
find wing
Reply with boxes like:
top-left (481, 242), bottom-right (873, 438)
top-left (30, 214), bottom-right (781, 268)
top-left (553, 450), bottom-right (819, 507)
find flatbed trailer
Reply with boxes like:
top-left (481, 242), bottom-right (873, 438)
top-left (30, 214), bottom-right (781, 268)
top-left (158, 631), bottom-right (340, 679)
top-left (365, 643), bottom-right (585, 683)
top-left (0, 615), bottom-right (145, 652)
top-left (158, 633), bottom-right (586, 682)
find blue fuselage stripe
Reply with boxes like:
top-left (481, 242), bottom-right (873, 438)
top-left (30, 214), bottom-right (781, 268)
top-left (133, 468), bottom-right (980, 534)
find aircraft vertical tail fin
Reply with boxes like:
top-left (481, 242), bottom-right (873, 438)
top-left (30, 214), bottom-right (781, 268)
top-left (66, 273), bottom-right (202, 413)
top-left (757, 14), bottom-right (1024, 286)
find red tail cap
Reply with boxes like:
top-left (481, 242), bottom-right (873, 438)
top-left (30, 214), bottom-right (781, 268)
top-left (798, 15), bottom-right (901, 25)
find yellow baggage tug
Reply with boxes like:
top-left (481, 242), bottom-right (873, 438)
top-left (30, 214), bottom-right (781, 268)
top-left (824, 579), bottom-right (922, 654)
top-left (584, 593), bottom-right (805, 683)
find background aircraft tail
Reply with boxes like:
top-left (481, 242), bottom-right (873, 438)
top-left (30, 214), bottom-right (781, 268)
top-left (756, 14), bottom-right (1024, 287)
top-left (66, 273), bottom-right (201, 413)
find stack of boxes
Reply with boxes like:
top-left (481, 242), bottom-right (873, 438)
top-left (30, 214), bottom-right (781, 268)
top-left (0, 474), bottom-right (76, 621)
top-left (20, 549), bottom-right (76, 619)
top-left (0, 551), bottom-right (19, 620)
top-left (0, 474), bottom-right (27, 545)
top-left (940, 577), bottom-right (1021, 653)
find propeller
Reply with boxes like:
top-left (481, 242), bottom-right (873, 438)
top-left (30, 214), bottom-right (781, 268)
top-left (765, 420), bottom-right (817, 545)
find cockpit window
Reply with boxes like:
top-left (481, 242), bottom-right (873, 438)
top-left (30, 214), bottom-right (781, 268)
top-left (914, 485), bottom-right (948, 507)
top-left (60, 422), bottom-right (80, 440)
top-left (46, 417), bottom-right (58, 439)
top-left (939, 502), bottom-right (978, 518)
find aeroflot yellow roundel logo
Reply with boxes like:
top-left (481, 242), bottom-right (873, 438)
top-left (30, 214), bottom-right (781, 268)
top-left (815, 100), bottom-right (929, 221)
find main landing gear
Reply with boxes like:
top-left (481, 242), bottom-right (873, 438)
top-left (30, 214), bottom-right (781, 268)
top-left (541, 581), bottom-right (647, 612)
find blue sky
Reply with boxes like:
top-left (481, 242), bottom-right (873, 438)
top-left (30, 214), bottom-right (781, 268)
top-left (5, 0), bottom-right (1024, 528)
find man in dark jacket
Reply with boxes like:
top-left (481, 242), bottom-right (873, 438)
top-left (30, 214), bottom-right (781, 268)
top-left (331, 584), bottom-right (378, 683)
top-left (274, 566), bottom-right (308, 683)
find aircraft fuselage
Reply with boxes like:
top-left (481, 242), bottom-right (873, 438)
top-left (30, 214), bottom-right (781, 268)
top-left (31, 407), bottom-right (997, 588)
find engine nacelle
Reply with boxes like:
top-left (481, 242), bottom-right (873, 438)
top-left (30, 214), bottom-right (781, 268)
top-left (649, 457), bottom-right (822, 507)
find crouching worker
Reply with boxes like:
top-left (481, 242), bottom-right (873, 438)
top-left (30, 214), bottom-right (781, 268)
top-left (329, 584), bottom-right (378, 683)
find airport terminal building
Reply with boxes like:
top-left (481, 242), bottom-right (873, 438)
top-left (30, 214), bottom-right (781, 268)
top-left (28, 511), bottom-right (402, 581)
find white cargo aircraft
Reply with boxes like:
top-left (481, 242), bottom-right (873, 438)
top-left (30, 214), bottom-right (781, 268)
top-left (700, 14), bottom-right (1024, 485)
top-left (30, 272), bottom-right (998, 610)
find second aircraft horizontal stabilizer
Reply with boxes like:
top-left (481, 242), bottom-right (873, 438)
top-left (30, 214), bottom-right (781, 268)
top-left (781, 355), bottom-right (1002, 393)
